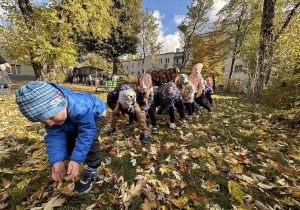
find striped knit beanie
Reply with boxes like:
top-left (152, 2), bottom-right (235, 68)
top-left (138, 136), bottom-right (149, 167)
top-left (179, 74), bottom-right (188, 84)
top-left (16, 81), bottom-right (67, 122)
top-left (118, 89), bottom-right (136, 109)
top-left (163, 82), bottom-right (176, 95)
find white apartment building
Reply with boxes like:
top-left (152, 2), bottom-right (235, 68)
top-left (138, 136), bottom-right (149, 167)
top-left (121, 50), bottom-right (188, 77)
top-left (121, 51), bottom-right (248, 84)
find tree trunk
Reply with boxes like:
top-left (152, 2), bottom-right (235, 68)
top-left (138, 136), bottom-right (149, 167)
top-left (18, 0), bottom-right (44, 80)
top-left (112, 56), bottom-right (119, 75)
top-left (226, 53), bottom-right (237, 92)
top-left (253, 0), bottom-right (275, 94)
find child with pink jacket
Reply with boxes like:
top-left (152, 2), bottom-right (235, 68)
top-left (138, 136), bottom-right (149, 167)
top-left (188, 63), bottom-right (212, 114)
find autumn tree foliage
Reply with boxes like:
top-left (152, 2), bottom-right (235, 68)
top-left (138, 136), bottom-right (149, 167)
top-left (191, 26), bottom-right (227, 88)
top-left (252, 0), bottom-right (300, 94)
top-left (0, 0), bottom-right (119, 80)
top-left (97, 0), bottom-right (142, 75)
top-left (137, 8), bottom-right (162, 72)
top-left (177, 0), bottom-right (213, 71)
top-left (216, 0), bottom-right (258, 90)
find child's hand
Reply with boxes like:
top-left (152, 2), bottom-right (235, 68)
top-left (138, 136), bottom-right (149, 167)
top-left (65, 160), bottom-right (79, 181)
top-left (52, 161), bottom-right (66, 182)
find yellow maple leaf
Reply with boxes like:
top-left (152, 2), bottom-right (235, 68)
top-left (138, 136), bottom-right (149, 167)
top-left (172, 196), bottom-right (189, 209)
top-left (159, 165), bottom-right (169, 175)
top-left (228, 181), bottom-right (244, 206)
top-left (107, 192), bottom-right (119, 203)
top-left (180, 181), bottom-right (186, 189)
top-left (129, 183), bottom-right (142, 197)
top-left (62, 184), bottom-right (73, 196)
top-left (157, 181), bottom-right (170, 195)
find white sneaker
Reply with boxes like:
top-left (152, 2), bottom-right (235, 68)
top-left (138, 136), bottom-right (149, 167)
top-left (170, 123), bottom-right (176, 129)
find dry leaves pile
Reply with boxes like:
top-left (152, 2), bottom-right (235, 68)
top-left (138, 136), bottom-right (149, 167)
top-left (0, 85), bottom-right (299, 209)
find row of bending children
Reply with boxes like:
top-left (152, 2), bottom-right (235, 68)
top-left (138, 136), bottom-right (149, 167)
top-left (105, 63), bottom-right (213, 142)
top-left (14, 63), bottom-right (213, 194)
top-left (105, 75), bottom-right (179, 142)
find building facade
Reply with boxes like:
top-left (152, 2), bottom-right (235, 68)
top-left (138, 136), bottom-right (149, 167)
top-left (2, 56), bottom-right (36, 80)
top-left (121, 52), bottom-right (247, 84)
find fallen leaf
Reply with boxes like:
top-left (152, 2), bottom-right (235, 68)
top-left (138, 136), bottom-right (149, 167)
top-left (43, 195), bottom-right (66, 210)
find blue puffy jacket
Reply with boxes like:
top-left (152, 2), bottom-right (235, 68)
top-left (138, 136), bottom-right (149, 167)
top-left (44, 83), bottom-right (106, 166)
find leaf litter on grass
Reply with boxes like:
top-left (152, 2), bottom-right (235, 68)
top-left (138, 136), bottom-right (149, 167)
top-left (0, 84), bottom-right (299, 209)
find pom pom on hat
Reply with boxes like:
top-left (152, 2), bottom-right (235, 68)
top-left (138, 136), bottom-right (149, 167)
top-left (16, 81), bottom-right (67, 122)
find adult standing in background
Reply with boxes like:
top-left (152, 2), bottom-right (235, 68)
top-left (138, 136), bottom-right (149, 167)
top-left (0, 55), bottom-right (11, 89)
top-left (0, 64), bottom-right (11, 89)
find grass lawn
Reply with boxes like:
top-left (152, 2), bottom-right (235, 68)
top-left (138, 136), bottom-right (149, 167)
top-left (0, 82), bottom-right (299, 209)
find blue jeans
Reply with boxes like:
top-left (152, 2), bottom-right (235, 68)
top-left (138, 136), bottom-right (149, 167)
top-left (0, 84), bottom-right (10, 89)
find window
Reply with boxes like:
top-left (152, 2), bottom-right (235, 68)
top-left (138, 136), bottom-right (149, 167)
top-left (138, 63), bottom-right (140, 68)
top-left (132, 63), bottom-right (134, 68)
top-left (176, 58), bottom-right (182, 66)
top-left (158, 59), bottom-right (162, 64)
top-left (221, 66), bottom-right (226, 73)
top-left (9, 64), bottom-right (21, 74)
top-left (132, 72), bottom-right (134, 76)
top-left (234, 65), bottom-right (243, 73)
top-left (194, 57), bottom-right (198, 60)
top-left (165, 58), bottom-right (169, 63)
top-left (126, 66), bottom-right (128, 70)
top-left (138, 71), bottom-right (140, 76)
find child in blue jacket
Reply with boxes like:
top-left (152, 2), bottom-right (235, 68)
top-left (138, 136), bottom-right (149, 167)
top-left (16, 81), bottom-right (106, 193)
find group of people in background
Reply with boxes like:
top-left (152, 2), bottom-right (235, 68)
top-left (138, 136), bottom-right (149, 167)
top-left (106, 63), bottom-right (214, 143)
top-left (67, 72), bottom-right (118, 87)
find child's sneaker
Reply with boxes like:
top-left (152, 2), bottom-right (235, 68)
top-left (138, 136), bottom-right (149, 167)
top-left (188, 115), bottom-right (193, 120)
top-left (152, 126), bottom-right (159, 134)
top-left (209, 111), bottom-right (213, 115)
top-left (179, 118), bottom-right (185, 124)
top-left (141, 133), bottom-right (150, 143)
top-left (74, 167), bottom-right (98, 193)
top-left (123, 121), bottom-right (132, 126)
top-left (170, 123), bottom-right (176, 129)
top-left (197, 110), bottom-right (202, 114)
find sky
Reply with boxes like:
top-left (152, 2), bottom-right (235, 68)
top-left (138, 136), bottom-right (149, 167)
top-left (0, 0), bottom-right (227, 53)
top-left (142, 0), bottom-right (228, 53)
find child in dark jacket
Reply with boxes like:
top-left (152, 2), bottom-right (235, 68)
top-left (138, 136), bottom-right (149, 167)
top-left (16, 81), bottom-right (106, 193)
top-left (106, 88), bottom-right (150, 143)
top-left (150, 82), bottom-right (177, 129)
